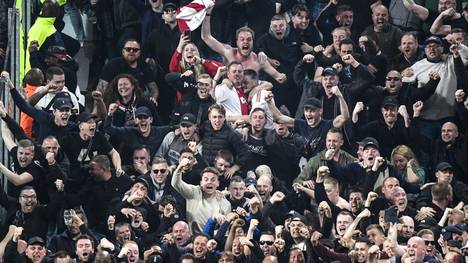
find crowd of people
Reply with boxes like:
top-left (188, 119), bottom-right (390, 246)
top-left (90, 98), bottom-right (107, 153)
top-left (0, 0), bottom-right (468, 262)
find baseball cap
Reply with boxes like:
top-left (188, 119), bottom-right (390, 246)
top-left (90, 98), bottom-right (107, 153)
top-left (244, 177), bottom-right (257, 187)
top-left (47, 45), bottom-right (67, 60)
top-left (424, 36), bottom-right (443, 46)
top-left (134, 177), bottom-right (149, 189)
top-left (180, 113), bottom-right (196, 126)
top-left (163, 2), bottom-right (177, 11)
top-left (27, 236), bottom-right (45, 246)
top-left (417, 217), bottom-right (438, 230)
top-left (135, 106), bottom-right (152, 118)
top-left (76, 112), bottom-right (96, 124)
top-left (322, 67), bottom-right (338, 76)
top-left (53, 97), bottom-right (73, 110)
top-left (436, 162), bottom-right (454, 172)
top-left (357, 137), bottom-right (380, 150)
top-left (303, 97), bottom-right (322, 110)
top-left (381, 96), bottom-right (399, 107)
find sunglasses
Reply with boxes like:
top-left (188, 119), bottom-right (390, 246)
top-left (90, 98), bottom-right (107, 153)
top-left (123, 47), bottom-right (140, 53)
top-left (259, 240), bottom-right (274, 246)
top-left (424, 240), bottom-right (436, 245)
top-left (386, 77), bottom-right (401, 81)
top-left (153, 169), bottom-right (167, 174)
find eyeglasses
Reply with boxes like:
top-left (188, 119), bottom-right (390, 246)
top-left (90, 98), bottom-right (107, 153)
top-left (123, 47), bottom-right (140, 53)
top-left (386, 77), bottom-right (401, 81)
top-left (21, 195), bottom-right (37, 200)
top-left (153, 169), bottom-right (167, 174)
top-left (259, 240), bottom-right (274, 246)
top-left (424, 240), bottom-right (436, 245)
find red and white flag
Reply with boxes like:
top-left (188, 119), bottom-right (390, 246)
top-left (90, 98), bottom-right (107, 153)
top-left (176, 0), bottom-right (215, 32)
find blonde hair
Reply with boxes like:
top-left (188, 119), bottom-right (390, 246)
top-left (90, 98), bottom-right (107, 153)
top-left (180, 42), bottom-right (205, 77)
top-left (391, 145), bottom-right (419, 166)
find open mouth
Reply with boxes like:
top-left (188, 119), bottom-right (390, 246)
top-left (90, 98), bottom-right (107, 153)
top-left (82, 252), bottom-right (89, 258)
top-left (176, 236), bottom-right (183, 243)
top-left (241, 45), bottom-right (250, 52)
top-left (377, 19), bottom-right (384, 25)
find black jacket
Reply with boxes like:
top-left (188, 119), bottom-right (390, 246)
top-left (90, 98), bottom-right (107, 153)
top-left (200, 122), bottom-right (251, 167)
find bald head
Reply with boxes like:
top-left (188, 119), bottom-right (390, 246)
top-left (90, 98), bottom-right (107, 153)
top-left (263, 256), bottom-right (279, 263)
top-left (441, 122), bottom-right (458, 143)
top-left (372, 5), bottom-right (389, 31)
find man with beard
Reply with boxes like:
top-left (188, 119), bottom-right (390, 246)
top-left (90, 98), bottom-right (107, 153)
top-left (1, 183), bottom-right (64, 241)
top-left (97, 39), bottom-right (158, 102)
top-left (266, 90), bottom-right (349, 158)
top-left (104, 105), bottom-right (172, 165)
top-left (360, 70), bottom-right (440, 122)
top-left (429, 122), bottom-right (468, 184)
top-left (416, 162), bottom-right (468, 210)
top-left (295, 128), bottom-right (357, 187)
top-left (2, 71), bottom-right (78, 143)
top-left (316, 4), bottom-right (355, 45)
top-left (4, 234), bottom-right (47, 263)
top-left (403, 36), bottom-right (468, 143)
top-left (214, 150), bottom-right (235, 189)
top-left (201, 6), bottom-right (287, 84)
top-left (348, 188), bottom-right (365, 217)
top-left (353, 96), bottom-right (411, 159)
top-left (390, 32), bottom-right (425, 72)
top-left (157, 113), bottom-right (199, 166)
top-left (362, 5), bottom-right (403, 61)
top-left (140, 158), bottom-right (184, 211)
top-left (0, 137), bottom-right (49, 203)
top-left (75, 235), bottom-right (95, 262)
top-left (66, 155), bottom-right (133, 234)
top-left (61, 112), bottom-right (123, 192)
top-left (326, 137), bottom-right (418, 195)
top-left (214, 62), bottom-right (249, 117)
top-left (172, 161), bottom-right (231, 232)
top-left (244, 108), bottom-right (268, 172)
top-left (49, 208), bottom-right (96, 258)
top-left (256, 14), bottom-right (303, 113)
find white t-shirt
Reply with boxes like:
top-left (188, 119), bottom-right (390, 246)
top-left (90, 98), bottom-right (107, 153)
top-left (214, 84), bottom-right (241, 116)
top-left (35, 86), bottom-right (80, 114)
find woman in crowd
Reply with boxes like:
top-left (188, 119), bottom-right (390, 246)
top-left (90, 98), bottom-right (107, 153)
top-left (391, 144), bottom-right (426, 186)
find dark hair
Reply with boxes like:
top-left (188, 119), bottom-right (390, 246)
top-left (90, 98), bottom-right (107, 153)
top-left (104, 74), bottom-right (144, 107)
top-left (355, 236), bottom-right (371, 245)
top-left (122, 39), bottom-right (140, 48)
top-left (243, 69), bottom-right (258, 81)
top-left (227, 61), bottom-right (243, 71)
top-left (133, 145), bottom-right (150, 155)
top-left (339, 38), bottom-right (355, 49)
top-left (24, 68), bottom-right (44, 86)
top-left (76, 234), bottom-right (95, 248)
top-left (292, 4), bottom-right (309, 17)
top-left (45, 66), bottom-right (64, 81)
top-left (451, 28), bottom-right (467, 38)
top-left (41, 0), bottom-right (60, 17)
top-left (215, 149), bottom-right (234, 164)
top-left (337, 4), bottom-right (353, 15)
top-left (401, 31), bottom-right (419, 43)
top-left (53, 251), bottom-right (71, 262)
top-left (91, 155), bottom-right (111, 170)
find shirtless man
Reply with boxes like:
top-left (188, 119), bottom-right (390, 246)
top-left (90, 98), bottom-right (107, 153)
top-left (201, 6), bottom-right (287, 84)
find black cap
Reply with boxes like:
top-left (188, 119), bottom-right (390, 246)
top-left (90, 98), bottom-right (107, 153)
top-left (180, 113), bottom-right (196, 126)
top-left (322, 67), bottom-right (338, 76)
top-left (27, 236), bottom-right (45, 246)
top-left (47, 45), bottom-right (66, 56)
top-left (424, 36), bottom-right (443, 46)
top-left (357, 137), bottom-right (380, 150)
top-left (381, 96), bottom-right (399, 107)
top-left (436, 162), bottom-right (453, 172)
top-left (53, 97), bottom-right (73, 110)
top-left (244, 177), bottom-right (257, 186)
top-left (303, 97), bottom-right (322, 109)
top-left (417, 217), bottom-right (438, 230)
top-left (163, 2), bottom-right (177, 11)
top-left (135, 106), bottom-right (152, 118)
top-left (76, 112), bottom-right (96, 124)
top-left (134, 177), bottom-right (149, 189)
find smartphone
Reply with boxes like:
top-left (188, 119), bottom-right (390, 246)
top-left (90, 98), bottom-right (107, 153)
top-left (184, 29), bottom-right (191, 40)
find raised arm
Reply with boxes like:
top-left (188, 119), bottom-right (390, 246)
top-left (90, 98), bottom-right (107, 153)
top-left (331, 86), bottom-right (350, 128)
top-left (201, 6), bottom-right (231, 58)
top-left (1, 118), bottom-right (17, 151)
top-left (260, 60), bottom-right (287, 84)
top-left (0, 162), bottom-right (34, 186)
top-left (430, 9), bottom-right (455, 35)
top-left (264, 91), bottom-right (294, 127)
top-left (402, 0), bottom-right (429, 20)
top-left (171, 158), bottom-right (197, 199)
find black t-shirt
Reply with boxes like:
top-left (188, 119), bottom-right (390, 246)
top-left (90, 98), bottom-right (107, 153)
top-left (100, 57), bottom-right (155, 93)
top-left (60, 132), bottom-right (113, 167)
top-left (9, 147), bottom-right (48, 203)
top-left (245, 133), bottom-right (269, 172)
top-left (294, 119), bottom-right (332, 157)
